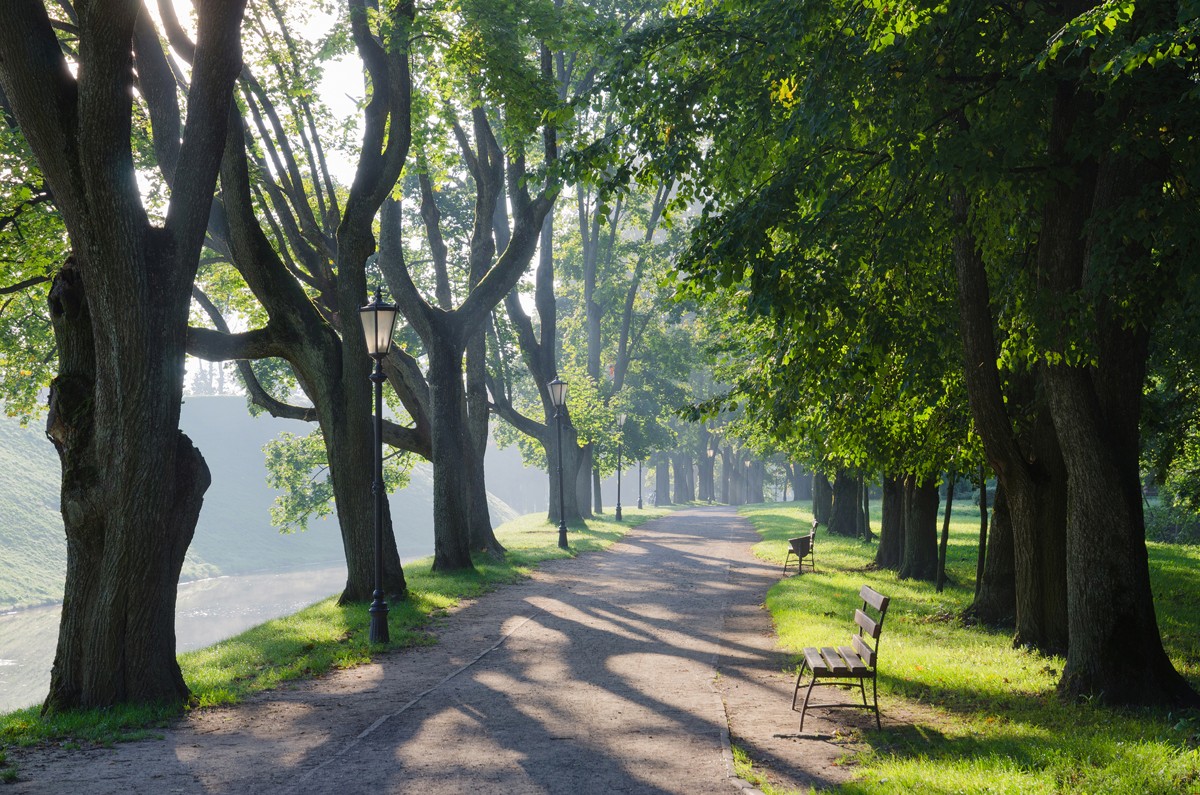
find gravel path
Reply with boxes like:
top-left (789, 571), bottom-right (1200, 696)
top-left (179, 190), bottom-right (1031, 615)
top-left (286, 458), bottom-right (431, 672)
top-left (9, 506), bottom-right (870, 794)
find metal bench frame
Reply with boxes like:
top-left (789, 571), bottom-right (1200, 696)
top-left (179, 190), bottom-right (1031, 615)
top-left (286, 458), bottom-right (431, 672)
top-left (791, 584), bottom-right (890, 730)
top-left (783, 520), bottom-right (818, 574)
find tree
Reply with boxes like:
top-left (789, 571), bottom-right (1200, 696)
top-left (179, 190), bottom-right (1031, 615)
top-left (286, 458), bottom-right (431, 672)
top-left (609, 0), bottom-right (1200, 706)
top-left (0, 0), bottom-right (246, 709)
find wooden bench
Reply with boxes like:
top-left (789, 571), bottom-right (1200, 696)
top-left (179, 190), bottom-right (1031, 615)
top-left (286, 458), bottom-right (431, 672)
top-left (783, 519), bottom-right (817, 574)
top-left (791, 584), bottom-right (890, 730)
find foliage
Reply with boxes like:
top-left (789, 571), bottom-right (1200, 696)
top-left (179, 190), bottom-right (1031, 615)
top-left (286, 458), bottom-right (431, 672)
top-left (0, 123), bottom-right (63, 421)
top-left (263, 426), bottom-right (412, 533)
top-left (741, 502), bottom-right (1200, 793)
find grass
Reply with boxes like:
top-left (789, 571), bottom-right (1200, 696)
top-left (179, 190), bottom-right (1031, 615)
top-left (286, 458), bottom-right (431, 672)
top-left (740, 501), bottom-right (1200, 794)
top-left (0, 506), bottom-right (673, 753)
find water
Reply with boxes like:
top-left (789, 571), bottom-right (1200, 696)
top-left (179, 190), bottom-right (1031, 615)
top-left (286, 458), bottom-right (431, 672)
top-left (0, 565), bottom-right (348, 713)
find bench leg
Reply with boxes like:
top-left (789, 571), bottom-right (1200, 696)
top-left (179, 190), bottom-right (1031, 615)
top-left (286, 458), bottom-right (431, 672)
top-left (783, 552), bottom-right (794, 574)
top-left (791, 661), bottom-right (810, 710)
top-left (872, 675), bottom-right (881, 729)
top-left (799, 675), bottom-right (820, 732)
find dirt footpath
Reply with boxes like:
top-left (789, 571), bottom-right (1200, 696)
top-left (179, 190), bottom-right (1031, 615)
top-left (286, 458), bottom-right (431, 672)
top-left (9, 506), bottom-right (872, 794)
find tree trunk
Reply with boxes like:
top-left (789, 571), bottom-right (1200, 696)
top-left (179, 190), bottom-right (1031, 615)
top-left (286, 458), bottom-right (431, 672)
top-left (426, 335), bottom-right (476, 571)
top-left (593, 462), bottom-right (604, 514)
top-left (673, 453), bottom-right (694, 503)
top-left (547, 421), bottom-right (584, 524)
top-left (874, 475), bottom-right (904, 569)
top-left (315, 386), bottom-right (407, 601)
top-left (859, 475), bottom-right (874, 542)
top-left (1037, 122), bottom-right (1197, 704)
top-left (720, 449), bottom-right (731, 504)
top-left (936, 471), bottom-right (955, 592)
top-left (966, 481), bottom-right (1015, 626)
top-left (952, 187), bottom-right (1067, 655)
top-left (1, 3), bottom-right (247, 710)
top-left (827, 470), bottom-right (860, 537)
top-left (655, 454), bottom-right (672, 505)
top-left (576, 443), bottom-right (595, 518)
top-left (898, 475), bottom-right (939, 581)
top-left (974, 468), bottom-right (989, 599)
top-left (465, 328), bottom-right (502, 554)
top-left (812, 472), bottom-right (832, 525)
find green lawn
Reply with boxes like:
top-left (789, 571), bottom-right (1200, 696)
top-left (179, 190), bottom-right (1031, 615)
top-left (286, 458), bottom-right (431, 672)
top-left (0, 506), bottom-right (672, 749)
top-left (740, 501), bottom-right (1200, 795)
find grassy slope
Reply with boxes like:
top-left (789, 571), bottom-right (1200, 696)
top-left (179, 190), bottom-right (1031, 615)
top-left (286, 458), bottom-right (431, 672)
top-left (741, 501), bottom-right (1200, 795)
top-left (0, 396), bottom-right (528, 610)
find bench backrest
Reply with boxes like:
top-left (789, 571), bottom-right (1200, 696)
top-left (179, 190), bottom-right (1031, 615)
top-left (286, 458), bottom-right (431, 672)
top-left (789, 534), bottom-right (813, 556)
top-left (852, 585), bottom-right (890, 669)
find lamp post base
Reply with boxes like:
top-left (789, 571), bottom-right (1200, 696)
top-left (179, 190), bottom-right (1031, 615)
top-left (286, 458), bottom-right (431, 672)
top-left (615, 503), bottom-right (622, 521)
top-left (369, 596), bottom-right (389, 644)
top-left (558, 520), bottom-right (569, 550)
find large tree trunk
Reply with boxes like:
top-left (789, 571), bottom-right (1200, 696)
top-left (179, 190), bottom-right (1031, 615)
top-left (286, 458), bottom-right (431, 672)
top-left (46, 261), bottom-right (210, 710)
top-left (654, 454), bottom-right (672, 505)
top-left (827, 470), bottom-right (860, 537)
top-left (812, 473), bottom-right (832, 525)
top-left (874, 475), bottom-right (904, 569)
top-left (426, 334), bottom-right (475, 571)
top-left (315, 385), bottom-right (407, 601)
top-left (793, 466), bottom-right (812, 500)
top-left (953, 188), bottom-right (1067, 655)
top-left (1, 2), bottom-right (247, 710)
top-left (1037, 122), bottom-right (1197, 704)
top-left (465, 328), bottom-right (502, 554)
top-left (898, 475), bottom-right (939, 581)
top-left (965, 481), bottom-right (1015, 627)
top-left (576, 443), bottom-right (595, 517)
top-left (673, 453), bottom-right (695, 503)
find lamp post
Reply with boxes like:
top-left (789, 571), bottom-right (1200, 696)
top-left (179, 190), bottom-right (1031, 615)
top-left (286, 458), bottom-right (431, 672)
top-left (707, 447), bottom-right (715, 504)
top-left (637, 460), bottom-right (643, 509)
top-left (548, 377), bottom-right (569, 550)
top-left (360, 288), bottom-right (400, 645)
top-left (615, 413), bottom-right (626, 521)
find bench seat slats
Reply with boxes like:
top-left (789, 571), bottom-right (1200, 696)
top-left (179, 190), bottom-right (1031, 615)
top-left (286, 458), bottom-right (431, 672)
top-left (820, 646), bottom-right (850, 674)
top-left (837, 645), bottom-right (870, 674)
top-left (803, 647), bottom-right (826, 674)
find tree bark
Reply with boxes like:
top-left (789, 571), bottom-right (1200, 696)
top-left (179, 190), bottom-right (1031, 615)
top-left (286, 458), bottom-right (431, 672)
top-left (974, 468), bottom-right (988, 599)
top-left (1, 0), bottom-right (247, 710)
top-left (874, 475), bottom-right (904, 569)
top-left (952, 187), bottom-right (1068, 655)
top-left (898, 475), bottom-right (939, 581)
top-left (654, 454), bottom-right (672, 505)
top-left (1036, 95), bottom-right (1198, 704)
top-left (936, 471), bottom-right (954, 592)
top-left (965, 481), bottom-right (1015, 627)
top-left (827, 469), bottom-right (860, 537)
top-left (812, 472), bottom-right (832, 525)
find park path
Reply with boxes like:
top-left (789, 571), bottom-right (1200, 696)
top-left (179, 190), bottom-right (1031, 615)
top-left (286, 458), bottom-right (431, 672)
top-left (9, 506), bottom-right (866, 794)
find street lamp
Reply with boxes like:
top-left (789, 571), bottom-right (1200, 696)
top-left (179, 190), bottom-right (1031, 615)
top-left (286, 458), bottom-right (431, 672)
top-left (707, 447), bottom-right (715, 504)
top-left (360, 287), bottom-right (400, 645)
top-left (548, 377), bottom-right (569, 550)
top-left (615, 413), bottom-right (627, 521)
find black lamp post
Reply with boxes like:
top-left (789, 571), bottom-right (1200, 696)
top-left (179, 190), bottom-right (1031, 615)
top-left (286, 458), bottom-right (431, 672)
top-left (615, 413), bottom-right (626, 521)
top-left (548, 377), bottom-right (569, 550)
top-left (707, 447), bottom-right (715, 504)
top-left (637, 460), bottom-right (643, 509)
top-left (360, 287), bottom-right (400, 645)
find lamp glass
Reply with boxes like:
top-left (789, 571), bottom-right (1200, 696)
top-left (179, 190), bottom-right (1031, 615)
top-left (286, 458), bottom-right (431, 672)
top-left (617, 413), bottom-right (627, 427)
top-left (360, 292), bottom-right (399, 356)
top-left (548, 378), bottom-right (568, 407)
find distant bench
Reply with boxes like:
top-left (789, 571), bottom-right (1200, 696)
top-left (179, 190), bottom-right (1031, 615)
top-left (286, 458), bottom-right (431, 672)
top-left (783, 519), bottom-right (817, 575)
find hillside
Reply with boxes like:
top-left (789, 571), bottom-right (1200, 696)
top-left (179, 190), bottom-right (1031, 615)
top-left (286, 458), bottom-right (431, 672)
top-left (0, 396), bottom-right (531, 611)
